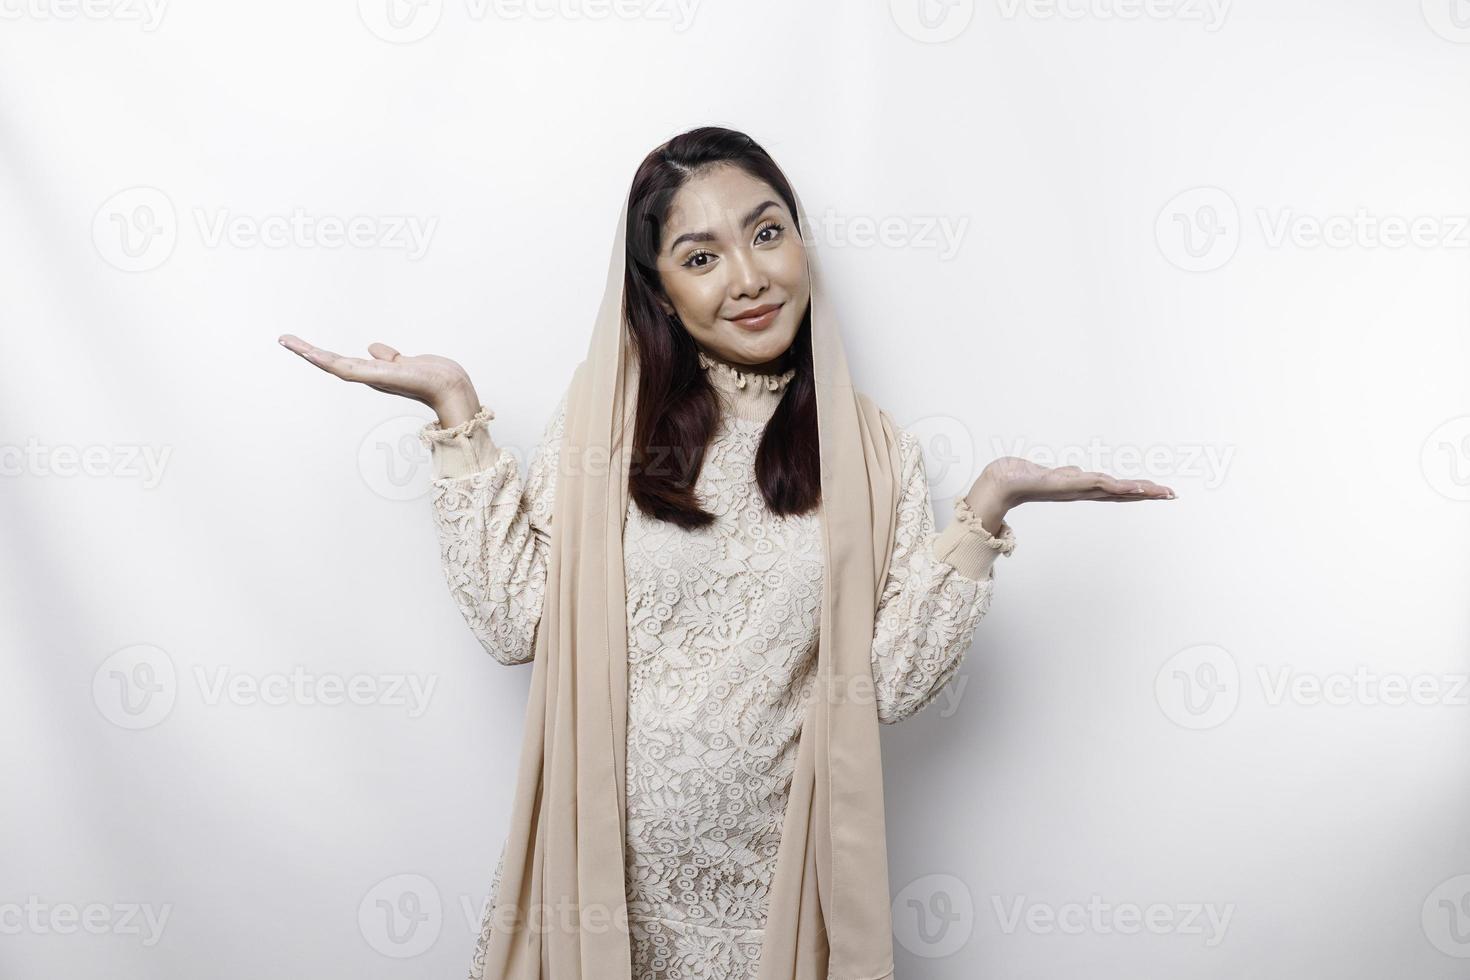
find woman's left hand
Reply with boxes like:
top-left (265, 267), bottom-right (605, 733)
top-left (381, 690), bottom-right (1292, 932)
top-left (962, 457), bottom-right (1176, 536)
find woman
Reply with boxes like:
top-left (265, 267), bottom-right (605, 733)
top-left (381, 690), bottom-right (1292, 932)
top-left (280, 126), bottom-right (1173, 980)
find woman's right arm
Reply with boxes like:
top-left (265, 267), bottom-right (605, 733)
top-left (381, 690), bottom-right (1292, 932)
top-left (419, 386), bottom-right (567, 666)
top-left (275, 332), bottom-right (572, 664)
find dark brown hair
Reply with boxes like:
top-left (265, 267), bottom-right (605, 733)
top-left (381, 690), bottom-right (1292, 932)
top-left (623, 127), bottom-right (820, 528)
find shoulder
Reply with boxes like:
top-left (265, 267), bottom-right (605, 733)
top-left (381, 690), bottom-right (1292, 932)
top-left (857, 392), bottom-right (905, 441)
top-left (858, 393), bottom-right (918, 447)
top-left (544, 372), bottom-right (576, 435)
top-left (893, 425), bottom-right (924, 484)
top-left (858, 394), bottom-right (925, 478)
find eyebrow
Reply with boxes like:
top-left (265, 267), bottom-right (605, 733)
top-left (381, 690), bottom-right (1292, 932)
top-left (667, 199), bottom-right (782, 255)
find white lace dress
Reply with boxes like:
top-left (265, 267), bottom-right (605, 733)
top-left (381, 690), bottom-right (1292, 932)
top-left (420, 352), bottom-right (1017, 980)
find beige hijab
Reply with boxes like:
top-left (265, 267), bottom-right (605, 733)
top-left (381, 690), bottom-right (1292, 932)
top-left (479, 157), bottom-right (905, 980)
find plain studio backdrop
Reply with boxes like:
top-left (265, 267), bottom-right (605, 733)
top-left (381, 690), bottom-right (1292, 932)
top-left (3, 1), bottom-right (1467, 977)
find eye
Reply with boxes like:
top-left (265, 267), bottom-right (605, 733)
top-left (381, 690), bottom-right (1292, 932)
top-left (755, 221), bottom-right (785, 244)
top-left (678, 222), bottom-right (785, 270)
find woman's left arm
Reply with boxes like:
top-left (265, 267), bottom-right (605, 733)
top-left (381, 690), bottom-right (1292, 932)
top-left (869, 430), bottom-right (1018, 725)
top-left (870, 426), bottom-right (1177, 725)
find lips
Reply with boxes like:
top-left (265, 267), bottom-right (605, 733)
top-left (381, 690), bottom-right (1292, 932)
top-left (727, 302), bottom-right (783, 329)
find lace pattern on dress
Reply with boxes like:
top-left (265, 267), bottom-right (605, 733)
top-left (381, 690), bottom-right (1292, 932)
top-left (426, 386), bottom-right (1014, 980)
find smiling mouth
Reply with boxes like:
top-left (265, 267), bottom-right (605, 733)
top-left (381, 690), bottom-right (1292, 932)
top-left (727, 302), bottom-right (783, 330)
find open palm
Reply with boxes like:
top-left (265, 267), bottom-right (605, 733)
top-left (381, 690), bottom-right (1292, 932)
top-left (278, 333), bottom-right (475, 411)
top-left (983, 456), bottom-right (1175, 504)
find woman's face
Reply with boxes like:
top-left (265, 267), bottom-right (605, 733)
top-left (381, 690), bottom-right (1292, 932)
top-left (654, 164), bottom-right (809, 372)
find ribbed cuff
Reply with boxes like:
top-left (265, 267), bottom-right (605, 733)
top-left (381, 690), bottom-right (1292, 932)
top-left (419, 405), bottom-right (499, 480)
top-left (931, 497), bottom-right (1017, 581)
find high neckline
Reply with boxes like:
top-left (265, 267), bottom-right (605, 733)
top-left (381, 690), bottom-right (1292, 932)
top-left (696, 349), bottom-right (796, 424)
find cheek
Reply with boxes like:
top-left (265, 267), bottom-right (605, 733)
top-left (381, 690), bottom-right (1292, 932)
top-left (776, 253), bottom-right (809, 297)
top-left (663, 278), bottom-right (713, 325)
top-left (685, 283), bottom-right (728, 325)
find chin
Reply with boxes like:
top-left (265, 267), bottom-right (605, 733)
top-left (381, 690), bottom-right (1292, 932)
top-left (732, 334), bottom-right (796, 367)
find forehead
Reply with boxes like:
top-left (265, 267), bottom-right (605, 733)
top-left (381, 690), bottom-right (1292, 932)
top-left (663, 166), bottom-right (782, 233)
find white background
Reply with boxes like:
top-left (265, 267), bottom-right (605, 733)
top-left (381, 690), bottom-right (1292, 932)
top-left (3, 0), bottom-right (1468, 977)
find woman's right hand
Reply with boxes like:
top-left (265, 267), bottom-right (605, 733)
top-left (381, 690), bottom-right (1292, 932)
top-left (278, 334), bottom-right (483, 427)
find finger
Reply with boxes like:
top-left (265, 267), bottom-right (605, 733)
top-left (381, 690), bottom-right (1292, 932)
top-left (279, 335), bottom-right (333, 368)
top-left (278, 334), bottom-right (338, 369)
top-left (300, 346), bottom-right (391, 386)
top-left (1062, 472), bottom-right (1173, 500)
top-left (368, 343), bottom-right (402, 361)
top-left (1038, 467), bottom-right (1177, 501)
top-left (1097, 478), bottom-right (1175, 500)
top-left (278, 334), bottom-right (313, 356)
top-left (280, 337), bottom-right (398, 389)
top-left (1064, 471), bottom-right (1135, 497)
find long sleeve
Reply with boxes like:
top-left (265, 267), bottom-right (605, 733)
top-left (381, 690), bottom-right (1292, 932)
top-left (418, 387), bottom-right (568, 665)
top-left (870, 427), bottom-right (1018, 724)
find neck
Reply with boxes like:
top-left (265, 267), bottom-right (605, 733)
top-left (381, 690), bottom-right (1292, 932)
top-left (694, 343), bottom-right (791, 376)
top-left (695, 348), bottom-right (797, 424)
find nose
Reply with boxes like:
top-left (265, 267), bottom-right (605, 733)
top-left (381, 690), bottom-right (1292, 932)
top-left (726, 245), bottom-right (768, 300)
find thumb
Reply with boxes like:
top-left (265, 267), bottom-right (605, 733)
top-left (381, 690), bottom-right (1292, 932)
top-left (367, 343), bottom-right (402, 361)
